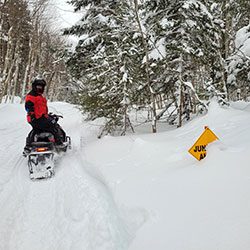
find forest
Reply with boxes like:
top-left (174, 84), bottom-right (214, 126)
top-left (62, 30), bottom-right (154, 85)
top-left (1, 0), bottom-right (250, 136)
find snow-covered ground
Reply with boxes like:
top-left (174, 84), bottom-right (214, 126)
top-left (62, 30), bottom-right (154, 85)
top-left (0, 100), bottom-right (250, 250)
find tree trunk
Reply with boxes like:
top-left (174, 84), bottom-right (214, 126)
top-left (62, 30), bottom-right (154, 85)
top-left (177, 83), bottom-right (183, 128)
top-left (21, 35), bottom-right (33, 102)
top-left (11, 53), bottom-right (20, 103)
top-left (0, 27), bottom-right (13, 91)
top-left (177, 55), bottom-right (184, 128)
top-left (0, 27), bottom-right (15, 102)
top-left (133, 0), bottom-right (157, 133)
top-left (46, 71), bottom-right (56, 98)
top-left (1, 56), bottom-right (15, 102)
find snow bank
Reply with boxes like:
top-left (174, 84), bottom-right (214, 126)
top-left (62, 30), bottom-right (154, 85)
top-left (85, 101), bottom-right (250, 250)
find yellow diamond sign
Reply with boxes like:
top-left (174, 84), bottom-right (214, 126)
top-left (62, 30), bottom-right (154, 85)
top-left (188, 127), bottom-right (219, 161)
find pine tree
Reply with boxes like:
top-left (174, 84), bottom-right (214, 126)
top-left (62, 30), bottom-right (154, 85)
top-left (215, 0), bottom-right (250, 100)
top-left (65, 0), bottom-right (250, 135)
top-left (227, 24), bottom-right (250, 100)
top-left (66, 0), bottom-right (145, 136)
top-left (144, 0), bottom-right (217, 126)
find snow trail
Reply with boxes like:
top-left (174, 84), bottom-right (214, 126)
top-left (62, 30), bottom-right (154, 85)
top-left (0, 103), bottom-right (132, 250)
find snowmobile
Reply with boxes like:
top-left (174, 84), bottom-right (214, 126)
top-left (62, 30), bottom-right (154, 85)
top-left (23, 114), bottom-right (71, 180)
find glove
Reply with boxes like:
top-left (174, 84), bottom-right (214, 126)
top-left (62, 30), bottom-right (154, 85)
top-left (48, 115), bottom-right (57, 124)
top-left (51, 118), bottom-right (57, 124)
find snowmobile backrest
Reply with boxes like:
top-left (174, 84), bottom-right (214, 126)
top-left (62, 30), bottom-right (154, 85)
top-left (30, 141), bottom-right (54, 151)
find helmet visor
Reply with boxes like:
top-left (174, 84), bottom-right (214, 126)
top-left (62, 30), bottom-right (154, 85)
top-left (36, 85), bottom-right (45, 94)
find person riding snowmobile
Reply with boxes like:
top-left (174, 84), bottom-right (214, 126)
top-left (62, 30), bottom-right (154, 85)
top-left (23, 78), bottom-right (66, 154)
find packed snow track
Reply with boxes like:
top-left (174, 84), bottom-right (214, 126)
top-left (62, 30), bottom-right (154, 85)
top-left (0, 103), bottom-right (131, 250)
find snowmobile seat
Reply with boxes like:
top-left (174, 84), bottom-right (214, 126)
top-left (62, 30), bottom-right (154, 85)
top-left (34, 132), bottom-right (54, 143)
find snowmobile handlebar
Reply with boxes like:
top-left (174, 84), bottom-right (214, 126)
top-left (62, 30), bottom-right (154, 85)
top-left (48, 113), bottom-right (63, 122)
top-left (49, 113), bottom-right (63, 118)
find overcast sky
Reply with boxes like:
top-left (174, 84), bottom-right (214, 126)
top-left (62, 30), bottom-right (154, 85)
top-left (51, 0), bottom-right (82, 29)
top-left (49, 0), bottom-right (83, 47)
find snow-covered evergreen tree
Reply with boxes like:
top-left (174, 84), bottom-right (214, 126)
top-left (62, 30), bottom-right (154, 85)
top-left (227, 24), bottom-right (250, 100)
top-left (65, 0), bottom-right (250, 134)
top-left (214, 0), bottom-right (250, 100)
top-left (144, 0), bottom-right (217, 126)
top-left (209, 0), bottom-right (250, 101)
top-left (66, 0), bottom-right (147, 136)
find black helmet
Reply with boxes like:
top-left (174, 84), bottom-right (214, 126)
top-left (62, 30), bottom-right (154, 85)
top-left (32, 78), bottom-right (46, 88)
top-left (32, 78), bottom-right (46, 94)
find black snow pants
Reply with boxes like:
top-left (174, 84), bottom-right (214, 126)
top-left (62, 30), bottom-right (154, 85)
top-left (27, 116), bottom-right (64, 146)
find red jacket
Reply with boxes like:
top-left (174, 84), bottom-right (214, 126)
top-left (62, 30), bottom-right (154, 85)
top-left (25, 90), bottom-right (48, 123)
